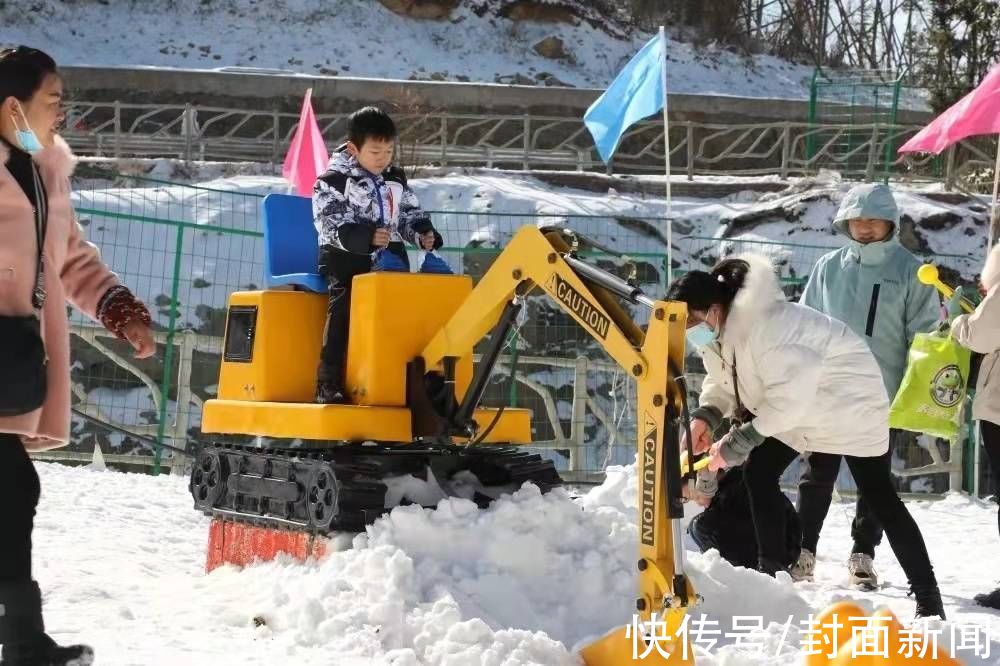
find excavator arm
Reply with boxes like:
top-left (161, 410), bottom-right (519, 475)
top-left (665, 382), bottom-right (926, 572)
top-left (418, 225), bottom-right (697, 663)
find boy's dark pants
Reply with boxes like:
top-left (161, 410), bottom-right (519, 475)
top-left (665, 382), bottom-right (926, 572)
top-left (318, 274), bottom-right (353, 388)
top-left (317, 243), bottom-right (409, 389)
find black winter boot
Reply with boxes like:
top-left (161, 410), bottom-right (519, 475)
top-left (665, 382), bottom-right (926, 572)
top-left (911, 583), bottom-right (946, 620)
top-left (0, 581), bottom-right (93, 666)
top-left (756, 557), bottom-right (787, 577)
top-left (974, 587), bottom-right (1000, 610)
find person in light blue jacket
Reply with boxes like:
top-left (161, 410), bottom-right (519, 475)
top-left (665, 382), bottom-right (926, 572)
top-left (791, 183), bottom-right (941, 588)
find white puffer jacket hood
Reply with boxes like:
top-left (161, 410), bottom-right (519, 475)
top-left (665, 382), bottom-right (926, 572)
top-left (698, 253), bottom-right (891, 456)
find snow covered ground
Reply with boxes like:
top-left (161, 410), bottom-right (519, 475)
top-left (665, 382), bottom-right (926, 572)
top-left (32, 461), bottom-right (1000, 665)
top-left (3, 0), bottom-right (818, 98)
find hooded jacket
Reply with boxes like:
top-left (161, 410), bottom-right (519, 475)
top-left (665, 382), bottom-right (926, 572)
top-left (312, 148), bottom-right (441, 281)
top-left (799, 183), bottom-right (941, 398)
top-left (697, 253), bottom-right (891, 458)
top-left (951, 243), bottom-right (1000, 426)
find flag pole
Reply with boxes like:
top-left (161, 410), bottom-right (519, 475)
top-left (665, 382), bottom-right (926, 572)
top-left (989, 137), bottom-right (1000, 251)
top-left (659, 26), bottom-right (673, 286)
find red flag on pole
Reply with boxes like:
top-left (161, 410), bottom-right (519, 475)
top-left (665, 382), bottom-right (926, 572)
top-left (282, 88), bottom-right (329, 197)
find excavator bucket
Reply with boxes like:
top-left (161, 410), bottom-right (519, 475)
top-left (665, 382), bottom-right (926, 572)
top-left (580, 611), bottom-right (694, 665)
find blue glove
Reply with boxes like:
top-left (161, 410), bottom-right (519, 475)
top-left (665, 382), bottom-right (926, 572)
top-left (418, 252), bottom-right (453, 275)
top-left (372, 249), bottom-right (408, 273)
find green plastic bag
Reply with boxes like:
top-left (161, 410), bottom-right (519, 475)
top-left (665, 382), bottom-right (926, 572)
top-left (889, 330), bottom-right (971, 441)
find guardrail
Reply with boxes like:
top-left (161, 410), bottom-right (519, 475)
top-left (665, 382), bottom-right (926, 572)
top-left (61, 101), bottom-right (995, 187)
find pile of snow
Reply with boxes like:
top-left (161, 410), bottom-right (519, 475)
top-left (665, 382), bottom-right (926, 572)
top-left (32, 461), bottom-right (999, 665)
top-left (3, 0), bottom-right (819, 98)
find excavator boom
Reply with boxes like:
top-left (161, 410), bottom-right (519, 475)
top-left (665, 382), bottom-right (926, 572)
top-left (416, 226), bottom-right (697, 663)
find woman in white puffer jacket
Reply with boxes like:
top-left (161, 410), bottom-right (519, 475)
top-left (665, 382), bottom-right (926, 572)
top-left (668, 253), bottom-right (943, 619)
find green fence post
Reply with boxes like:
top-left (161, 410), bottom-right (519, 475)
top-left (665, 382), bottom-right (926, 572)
top-left (154, 224), bottom-right (185, 475)
top-left (807, 69), bottom-right (819, 161)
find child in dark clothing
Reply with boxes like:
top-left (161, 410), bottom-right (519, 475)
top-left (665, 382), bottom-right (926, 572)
top-left (312, 107), bottom-right (445, 403)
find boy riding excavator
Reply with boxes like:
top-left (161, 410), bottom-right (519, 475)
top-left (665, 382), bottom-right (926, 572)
top-left (190, 216), bottom-right (700, 663)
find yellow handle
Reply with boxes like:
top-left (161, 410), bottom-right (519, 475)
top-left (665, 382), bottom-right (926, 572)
top-left (917, 264), bottom-right (975, 314)
top-left (679, 451), bottom-right (712, 473)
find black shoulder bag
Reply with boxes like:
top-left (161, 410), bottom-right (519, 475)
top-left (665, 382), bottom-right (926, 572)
top-left (0, 162), bottom-right (48, 416)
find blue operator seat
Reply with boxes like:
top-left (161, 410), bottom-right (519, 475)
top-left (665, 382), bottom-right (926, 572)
top-left (262, 193), bottom-right (328, 293)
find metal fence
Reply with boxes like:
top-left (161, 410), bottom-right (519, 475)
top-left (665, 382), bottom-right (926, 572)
top-left (59, 101), bottom-right (999, 190)
top-left (51, 175), bottom-right (990, 496)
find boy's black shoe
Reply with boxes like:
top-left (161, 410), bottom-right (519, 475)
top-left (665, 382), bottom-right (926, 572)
top-left (315, 381), bottom-right (347, 404)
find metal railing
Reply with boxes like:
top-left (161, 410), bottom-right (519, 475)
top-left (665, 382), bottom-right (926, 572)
top-left (48, 174), bottom-right (987, 495)
top-left (61, 101), bottom-right (996, 188)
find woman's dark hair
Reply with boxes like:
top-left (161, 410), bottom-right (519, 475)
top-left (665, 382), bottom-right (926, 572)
top-left (0, 46), bottom-right (58, 102)
top-left (348, 106), bottom-right (397, 147)
top-left (666, 258), bottom-right (749, 310)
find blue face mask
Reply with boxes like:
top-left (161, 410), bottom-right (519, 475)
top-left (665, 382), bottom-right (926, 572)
top-left (12, 103), bottom-right (44, 154)
top-left (686, 322), bottom-right (717, 348)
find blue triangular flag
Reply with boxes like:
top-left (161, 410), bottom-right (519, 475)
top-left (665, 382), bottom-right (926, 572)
top-left (584, 34), bottom-right (665, 164)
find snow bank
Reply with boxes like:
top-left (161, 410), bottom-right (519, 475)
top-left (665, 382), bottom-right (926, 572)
top-left (32, 461), bottom-right (1000, 665)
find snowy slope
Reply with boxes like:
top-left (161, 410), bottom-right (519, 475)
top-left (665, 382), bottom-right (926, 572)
top-left (2, 0), bottom-right (818, 98)
top-left (32, 462), bottom-right (1000, 665)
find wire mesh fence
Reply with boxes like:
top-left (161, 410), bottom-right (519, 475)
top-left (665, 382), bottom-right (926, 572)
top-left (59, 175), bottom-right (990, 496)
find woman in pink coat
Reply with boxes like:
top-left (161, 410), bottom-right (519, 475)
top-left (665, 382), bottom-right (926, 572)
top-left (0, 47), bottom-right (155, 666)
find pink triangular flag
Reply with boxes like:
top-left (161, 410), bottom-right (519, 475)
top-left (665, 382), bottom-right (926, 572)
top-left (282, 88), bottom-right (329, 196)
top-left (899, 64), bottom-right (1000, 155)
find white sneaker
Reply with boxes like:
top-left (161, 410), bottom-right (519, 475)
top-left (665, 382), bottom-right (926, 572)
top-left (847, 553), bottom-right (879, 590)
top-left (789, 549), bottom-right (815, 582)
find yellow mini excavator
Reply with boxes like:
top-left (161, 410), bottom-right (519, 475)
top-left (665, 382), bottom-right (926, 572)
top-left (190, 224), bottom-right (700, 664)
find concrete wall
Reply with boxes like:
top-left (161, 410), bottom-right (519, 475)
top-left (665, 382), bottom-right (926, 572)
top-left (61, 65), bottom-right (934, 125)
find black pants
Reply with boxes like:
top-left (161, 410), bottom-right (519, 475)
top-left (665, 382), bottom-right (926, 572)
top-left (318, 275), bottom-right (353, 386)
top-left (688, 466), bottom-right (801, 570)
top-left (0, 433), bottom-right (38, 584)
top-left (981, 420), bottom-right (1000, 539)
top-left (744, 436), bottom-right (936, 587)
top-left (796, 430), bottom-right (903, 557)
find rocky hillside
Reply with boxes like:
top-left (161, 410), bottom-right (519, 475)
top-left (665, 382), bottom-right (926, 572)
top-left (2, 0), bottom-right (816, 97)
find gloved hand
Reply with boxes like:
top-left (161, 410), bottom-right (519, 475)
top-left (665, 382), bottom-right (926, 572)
top-left (372, 248), bottom-right (408, 272)
top-left (946, 286), bottom-right (966, 318)
top-left (708, 421), bottom-right (765, 471)
top-left (694, 468), bottom-right (718, 504)
top-left (419, 252), bottom-right (453, 274)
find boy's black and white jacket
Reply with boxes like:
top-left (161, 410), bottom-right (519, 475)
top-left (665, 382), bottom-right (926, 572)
top-left (312, 148), bottom-right (442, 279)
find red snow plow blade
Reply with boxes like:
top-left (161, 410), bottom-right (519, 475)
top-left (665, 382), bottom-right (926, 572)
top-left (205, 518), bottom-right (328, 572)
